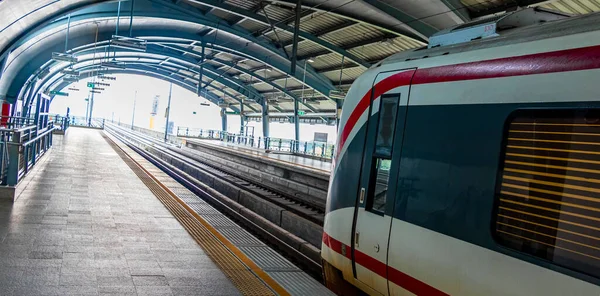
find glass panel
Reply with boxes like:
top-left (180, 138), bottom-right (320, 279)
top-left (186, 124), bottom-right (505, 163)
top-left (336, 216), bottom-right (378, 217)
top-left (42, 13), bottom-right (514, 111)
top-left (375, 94), bottom-right (400, 157)
top-left (370, 158), bottom-right (392, 214)
top-left (495, 109), bottom-right (600, 279)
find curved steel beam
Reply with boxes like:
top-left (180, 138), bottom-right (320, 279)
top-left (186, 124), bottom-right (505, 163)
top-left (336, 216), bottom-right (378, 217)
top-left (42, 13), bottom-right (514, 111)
top-left (10, 1), bottom-right (336, 94)
top-left (69, 44), bottom-right (266, 104)
top-left (152, 0), bottom-right (370, 68)
top-left (5, 21), bottom-right (335, 104)
top-left (137, 43), bottom-right (319, 112)
top-left (266, 0), bottom-right (432, 42)
top-left (39, 64), bottom-right (242, 116)
top-left (0, 0), bottom-right (113, 62)
top-left (39, 58), bottom-right (245, 113)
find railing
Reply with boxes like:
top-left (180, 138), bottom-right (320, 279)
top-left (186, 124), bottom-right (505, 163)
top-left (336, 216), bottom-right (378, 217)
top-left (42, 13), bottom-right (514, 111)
top-left (48, 115), bottom-right (70, 132)
top-left (177, 126), bottom-right (335, 160)
top-left (69, 116), bottom-right (105, 129)
top-left (1, 121), bottom-right (57, 186)
top-left (113, 122), bottom-right (182, 145)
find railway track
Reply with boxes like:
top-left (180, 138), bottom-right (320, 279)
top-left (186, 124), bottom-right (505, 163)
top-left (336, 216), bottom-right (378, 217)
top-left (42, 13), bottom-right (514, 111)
top-left (105, 123), bottom-right (325, 225)
top-left (103, 124), bottom-right (324, 277)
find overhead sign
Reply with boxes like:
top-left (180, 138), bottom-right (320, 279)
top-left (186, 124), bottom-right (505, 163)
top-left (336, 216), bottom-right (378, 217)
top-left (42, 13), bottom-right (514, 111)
top-left (298, 110), bottom-right (306, 116)
top-left (50, 90), bottom-right (68, 96)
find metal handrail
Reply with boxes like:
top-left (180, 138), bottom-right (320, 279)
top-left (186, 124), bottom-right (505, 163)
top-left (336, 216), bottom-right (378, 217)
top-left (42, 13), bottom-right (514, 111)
top-left (176, 126), bottom-right (335, 160)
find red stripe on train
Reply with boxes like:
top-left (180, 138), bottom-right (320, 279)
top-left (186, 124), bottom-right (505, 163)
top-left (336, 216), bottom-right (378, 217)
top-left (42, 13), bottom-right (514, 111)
top-left (337, 44), bottom-right (600, 160)
top-left (336, 71), bottom-right (414, 159)
top-left (322, 232), bottom-right (449, 296)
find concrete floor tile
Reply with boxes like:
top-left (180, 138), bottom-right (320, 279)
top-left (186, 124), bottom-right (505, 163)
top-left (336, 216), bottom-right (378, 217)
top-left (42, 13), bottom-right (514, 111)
top-left (59, 272), bottom-right (97, 286)
top-left (97, 275), bottom-right (134, 287)
top-left (0, 130), bottom-right (243, 295)
top-left (132, 275), bottom-right (169, 286)
top-left (98, 285), bottom-right (137, 295)
top-left (135, 285), bottom-right (173, 296)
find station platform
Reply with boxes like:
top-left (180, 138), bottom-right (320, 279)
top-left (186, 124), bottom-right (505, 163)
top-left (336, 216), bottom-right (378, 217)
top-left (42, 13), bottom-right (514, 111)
top-left (183, 139), bottom-right (332, 174)
top-left (0, 128), bottom-right (331, 296)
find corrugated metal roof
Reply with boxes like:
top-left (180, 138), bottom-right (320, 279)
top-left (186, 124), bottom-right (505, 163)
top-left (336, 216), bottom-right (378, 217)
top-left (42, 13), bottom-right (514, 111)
top-left (259, 5), bottom-right (294, 23)
top-left (349, 36), bottom-right (425, 61)
top-left (461, 0), bottom-right (508, 13)
top-left (223, 0), bottom-right (257, 11)
top-left (298, 14), bottom-right (346, 35)
top-left (322, 24), bottom-right (384, 47)
top-left (542, 0), bottom-right (600, 14)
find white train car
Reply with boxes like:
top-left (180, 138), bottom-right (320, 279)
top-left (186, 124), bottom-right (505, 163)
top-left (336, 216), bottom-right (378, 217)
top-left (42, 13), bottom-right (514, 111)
top-left (322, 7), bottom-right (600, 296)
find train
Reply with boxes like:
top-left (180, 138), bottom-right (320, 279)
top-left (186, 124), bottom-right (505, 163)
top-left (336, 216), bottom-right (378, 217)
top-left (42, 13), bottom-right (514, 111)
top-left (321, 7), bottom-right (600, 296)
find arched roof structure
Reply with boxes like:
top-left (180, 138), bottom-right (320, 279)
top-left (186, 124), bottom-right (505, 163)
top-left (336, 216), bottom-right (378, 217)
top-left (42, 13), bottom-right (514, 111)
top-left (1, 0), bottom-right (598, 116)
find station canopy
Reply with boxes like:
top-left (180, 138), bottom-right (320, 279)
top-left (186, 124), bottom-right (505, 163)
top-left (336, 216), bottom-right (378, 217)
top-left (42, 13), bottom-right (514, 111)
top-left (0, 0), bottom-right (598, 116)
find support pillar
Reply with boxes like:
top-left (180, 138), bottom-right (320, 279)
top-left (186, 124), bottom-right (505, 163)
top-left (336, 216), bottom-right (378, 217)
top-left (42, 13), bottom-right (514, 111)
top-left (164, 83), bottom-right (172, 142)
top-left (290, 0), bottom-right (302, 75)
top-left (240, 102), bottom-right (245, 135)
top-left (293, 97), bottom-right (299, 151)
top-left (261, 99), bottom-right (269, 138)
top-left (88, 91), bottom-right (95, 126)
top-left (221, 107), bottom-right (227, 132)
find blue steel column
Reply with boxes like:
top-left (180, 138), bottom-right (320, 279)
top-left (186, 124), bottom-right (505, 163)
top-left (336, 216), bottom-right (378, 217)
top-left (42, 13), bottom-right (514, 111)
top-left (88, 90), bottom-right (95, 126)
top-left (221, 107), bottom-right (227, 132)
top-left (294, 96), bottom-right (299, 151)
top-left (129, 0), bottom-right (135, 37)
top-left (164, 83), bottom-right (172, 142)
top-left (261, 99), bottom-right (269, 138)
top-left (131, 90), bottom-right (137, 129)
top-left (239, 102), bottom-right (244, 135)
top-left (197, 40), bottom-right (206, 96)
top-left (290, 0), bottom-right (302, 75)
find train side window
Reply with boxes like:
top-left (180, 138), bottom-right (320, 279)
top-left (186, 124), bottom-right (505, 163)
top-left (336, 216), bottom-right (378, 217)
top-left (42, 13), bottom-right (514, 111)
top-left (494, 109), bottom-right (600, 279)
top-left (366, 93), bottom-right (400, 214)
top-left (367, 158), bottom-right (392, 214)
top-left (375, 94), bottom-right (400, 158)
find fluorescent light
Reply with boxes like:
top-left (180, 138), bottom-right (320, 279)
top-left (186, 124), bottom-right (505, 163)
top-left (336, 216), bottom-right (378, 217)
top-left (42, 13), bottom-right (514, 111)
top-left (329, 90), bottom-right (347, 99)
top-left (110, 35), bottom-right (147, 52)
top-left (101, 61), bottom-right (127, 69)
top-left (61, 68), bottom-right (79, 76)
top-left (307, 58), bottom-right (315, 63)
top-left (63, 76), bottom-right (79, 83)
top-left (52, 52), bottom-right (77, 63)
top-left (265, 68), bottom-right (272, 72)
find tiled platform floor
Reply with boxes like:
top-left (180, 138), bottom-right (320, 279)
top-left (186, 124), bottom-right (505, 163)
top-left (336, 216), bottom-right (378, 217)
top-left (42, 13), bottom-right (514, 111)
top-left (0, 128), bottom-right (241, 296)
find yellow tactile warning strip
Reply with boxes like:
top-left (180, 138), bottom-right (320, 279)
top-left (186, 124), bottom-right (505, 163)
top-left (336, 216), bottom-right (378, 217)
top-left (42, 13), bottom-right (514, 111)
top-left (102, 133), bottom-right (290, 296)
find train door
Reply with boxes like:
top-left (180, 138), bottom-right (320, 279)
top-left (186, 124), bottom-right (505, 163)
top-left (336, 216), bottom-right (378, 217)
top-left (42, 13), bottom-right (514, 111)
top-left (352, 69), bottom-right (414, 295)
